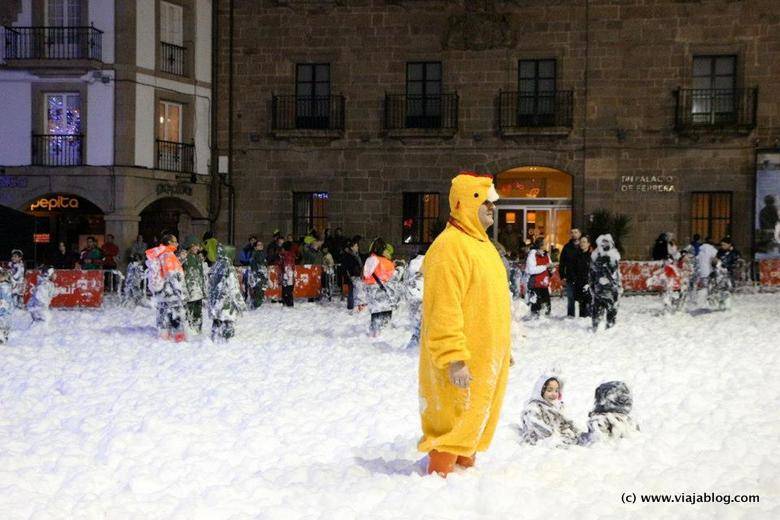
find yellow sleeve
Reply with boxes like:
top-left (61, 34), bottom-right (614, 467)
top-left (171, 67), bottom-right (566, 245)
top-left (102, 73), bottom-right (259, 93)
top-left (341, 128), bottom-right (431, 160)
top-left (422, 256), bottom-right (471, 369)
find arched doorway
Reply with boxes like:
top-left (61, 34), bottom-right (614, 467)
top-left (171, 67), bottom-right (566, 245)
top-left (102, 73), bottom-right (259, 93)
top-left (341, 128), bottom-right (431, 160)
top-left (139, 197), bottom-right (203, 245)
top-left (493, 166), bottom-right (573, 258)
top-left (23, 193), bottom-right (105, 265)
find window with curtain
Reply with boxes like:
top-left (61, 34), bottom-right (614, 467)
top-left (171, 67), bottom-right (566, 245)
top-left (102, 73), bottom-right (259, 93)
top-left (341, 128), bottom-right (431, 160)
top-left (402, 192), bottom-right (440, 244)
top-left (293, 192), bottom-right (329, 238)
top-left (691, 192), bottom-right (732, 241)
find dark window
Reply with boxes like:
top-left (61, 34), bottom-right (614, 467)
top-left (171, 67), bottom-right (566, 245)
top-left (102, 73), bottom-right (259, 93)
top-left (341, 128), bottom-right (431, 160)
top-left (406, 61), bottom-right (442, 128)
top-left (691, 55), bottom-right (736, 124)
top-left (293, 192), bottom-right (328, 238)
top-left (691, 192), bottom-right (732, 241)
top-left (295, 64), bottom-right (331, 129)
top-left (518, 59), bottom-right (556, 125)
top-left (402, 193), bottom-right (440, 244)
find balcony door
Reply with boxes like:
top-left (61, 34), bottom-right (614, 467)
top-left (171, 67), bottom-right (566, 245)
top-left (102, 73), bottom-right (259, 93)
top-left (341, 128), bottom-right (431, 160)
top-left (518, 59), bottom-right (556, 126)
top-left (42, 93), bottom-right (82, 165)
top-left (46, 0), bottom-right (82, 57)
top-left (296, 64), bottom-right (331, 129)
top-left (406, 62), bottom-right (442, 128)
top-left (692, 56), bottom-right (736, 125)
top-left (158, 101), bottom-right (183, 171)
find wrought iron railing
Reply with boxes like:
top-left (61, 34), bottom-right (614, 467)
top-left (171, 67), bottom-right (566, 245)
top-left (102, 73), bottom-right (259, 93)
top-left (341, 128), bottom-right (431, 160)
top-left (3, 26), bottom-right (102, 60)
top-left (499, 90), bottom-right (574, 129)
top-left (160, 41), bottom-right (186, 76)
top-left (384, 93), bottom-right (459, 130)
top-left (156, 139), bottom-right (195, 177)
top-left (674, 88), bottom-right (757, 130)
top-left (271, 95), bottom-right (346, 130)
top-left (32, 134), bottom-right (83, 166)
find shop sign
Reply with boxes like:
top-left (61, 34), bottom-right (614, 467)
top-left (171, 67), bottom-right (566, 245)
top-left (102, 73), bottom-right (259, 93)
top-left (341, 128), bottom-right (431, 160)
top-left (619, 175), bottom-right (676, 193)
top-left (33, 233), bottom-right (51, 244)
top-left (0, 175), bottom-right (28, 188)
top-left (156, 183), bottom-right (193, 196)
top-left (30, 195), bottom-right (80, 211)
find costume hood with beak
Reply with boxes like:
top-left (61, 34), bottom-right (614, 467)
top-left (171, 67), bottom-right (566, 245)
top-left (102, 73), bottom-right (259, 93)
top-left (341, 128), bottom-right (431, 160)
top-left (418, 172), bottom-right (512, 458)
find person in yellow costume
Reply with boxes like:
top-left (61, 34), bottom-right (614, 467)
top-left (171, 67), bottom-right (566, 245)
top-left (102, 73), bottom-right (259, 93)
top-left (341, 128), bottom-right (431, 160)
top-left (418, 171), bottom-right (511, 476)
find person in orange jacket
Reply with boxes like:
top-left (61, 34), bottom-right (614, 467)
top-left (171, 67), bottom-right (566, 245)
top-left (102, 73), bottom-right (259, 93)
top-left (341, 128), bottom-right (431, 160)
top-left (418, 172), bottom-right (511, 477)
top-left (362, 237), bottom-right (397, 336)
top-left (145, 234), bottom-right (186, 342)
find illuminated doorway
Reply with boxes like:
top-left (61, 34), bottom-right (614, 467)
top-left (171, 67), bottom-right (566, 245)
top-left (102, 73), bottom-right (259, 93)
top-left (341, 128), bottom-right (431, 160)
top-left (492, 166), bottom-right (572, 258)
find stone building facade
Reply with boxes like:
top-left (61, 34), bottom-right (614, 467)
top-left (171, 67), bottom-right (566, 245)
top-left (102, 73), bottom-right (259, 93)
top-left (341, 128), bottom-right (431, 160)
top-left (212, 0), bottom-right (779, 259)
top-left (0, 0), bottom-right (213, 267)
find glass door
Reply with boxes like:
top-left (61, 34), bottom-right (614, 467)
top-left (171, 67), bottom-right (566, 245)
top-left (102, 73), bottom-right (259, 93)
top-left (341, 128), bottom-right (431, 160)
top-left (46, 0), bottom-right (82, 57)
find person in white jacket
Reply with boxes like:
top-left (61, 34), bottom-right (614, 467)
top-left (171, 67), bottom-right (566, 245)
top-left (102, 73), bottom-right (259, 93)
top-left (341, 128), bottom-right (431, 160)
top-left (525, 237), bottom-right (555, 317)
top-left (518, 373), bottom-right (580, 446)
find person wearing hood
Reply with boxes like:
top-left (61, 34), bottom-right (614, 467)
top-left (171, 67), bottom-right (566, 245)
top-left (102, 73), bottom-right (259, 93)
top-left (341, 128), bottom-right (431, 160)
top-left (246, 239), bottom-right (269, 309)
top-left (27, 266), bottom-right (56, 323)
top-left (180, 236), bottom-right (207, 333)
top-left (123, 253), bottom-right (147, 307)
top-left (362, 238), bottom-right (397, 336)
top-left (207, 244), bottom-right (246, 341)
top-left (146, 234), bottom-right (187, 342)
top-left (402, 254), bottom-right (425, 349)
top-left (694, 238), bottom-right (719, 293)
top-left (525, 236), bottom-right (555, 317)
top-left (518, 374), bottom-right (580, 446)
top-left (0, 267), bottom-right (13, 343)
top-left (418, 172), bottom-right (511, 477)
top-left (579, 381), bottom-right (639, 445)
top-left (589, 234), bottom-right (621, 330)
top-left (202, 231), bottom-right (219, 267)
top-left (8, 249), bottom-right (25, 309)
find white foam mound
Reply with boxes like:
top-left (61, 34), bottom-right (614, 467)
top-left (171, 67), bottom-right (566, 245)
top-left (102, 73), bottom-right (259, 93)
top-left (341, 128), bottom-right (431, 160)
top-left (0, 294), bottom-right (778, 519)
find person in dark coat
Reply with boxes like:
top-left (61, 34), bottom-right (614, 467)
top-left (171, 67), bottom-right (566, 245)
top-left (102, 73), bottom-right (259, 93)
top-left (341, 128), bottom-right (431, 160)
top-left (340, 239), bottom-right (363, 310)
top-left (278, 241), bottom-right (296, 307)
top-left (570, 235), bottom-right (592, 318)
top-left (558, 228), bottom-right (582, 317)
top-left (651, 233), bottom-right (669, 260)
top-left (717, 237), bottom-right (742, 282)
top-left (53, 241), bottom-right (78, 269)
top-left (265, 234), bottom-right (284, 265)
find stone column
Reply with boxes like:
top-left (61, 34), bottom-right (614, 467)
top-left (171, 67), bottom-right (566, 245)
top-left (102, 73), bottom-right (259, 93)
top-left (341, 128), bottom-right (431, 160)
top-left (104, 213), bottom-right (141, 270)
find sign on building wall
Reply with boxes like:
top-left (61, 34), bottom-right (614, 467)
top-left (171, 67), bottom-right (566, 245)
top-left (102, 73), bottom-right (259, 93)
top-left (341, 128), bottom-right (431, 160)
top-left (755, 150), bottom-right (780, 260)
top-left (619, 175), bottom-right (676, 193)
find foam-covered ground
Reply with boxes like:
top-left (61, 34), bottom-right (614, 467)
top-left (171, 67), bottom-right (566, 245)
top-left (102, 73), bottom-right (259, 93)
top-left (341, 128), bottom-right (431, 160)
top-left (1, 294), bottom-right (778, 519)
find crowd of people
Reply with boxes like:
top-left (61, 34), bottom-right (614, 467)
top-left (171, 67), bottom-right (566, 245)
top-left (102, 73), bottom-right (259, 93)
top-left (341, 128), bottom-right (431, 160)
top-left (0, 220), bottom-right (750, 345)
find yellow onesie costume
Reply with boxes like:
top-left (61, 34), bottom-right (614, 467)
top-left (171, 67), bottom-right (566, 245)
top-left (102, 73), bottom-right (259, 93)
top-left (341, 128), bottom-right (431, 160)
top-left (418, 172), bottom-right (512, 466)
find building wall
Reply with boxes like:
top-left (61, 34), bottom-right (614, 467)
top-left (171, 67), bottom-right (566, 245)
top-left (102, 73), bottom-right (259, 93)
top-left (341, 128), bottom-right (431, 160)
top-left (214, 0), bottom-right (780, 258)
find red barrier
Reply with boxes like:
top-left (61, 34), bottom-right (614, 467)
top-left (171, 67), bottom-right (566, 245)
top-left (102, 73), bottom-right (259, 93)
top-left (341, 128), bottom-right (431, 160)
top-left (238, 265), bottom-right (323, 299)
top-left (759, 259), bottom-right (780, 287)
top-left (619, 261), bottom-right (664, 293)
top-left (24, 269), bottom-right (104, 308)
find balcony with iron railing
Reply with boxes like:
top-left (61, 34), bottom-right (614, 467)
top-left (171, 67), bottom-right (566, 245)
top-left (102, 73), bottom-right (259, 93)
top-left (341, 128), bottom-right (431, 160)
top-left (384, 93), bottom-right (459, 137)
top-left (156, 139), bottom-right (196, 181)
top-left (32, 134), bottom-right (83, 166)
top-left (160, 41), bottom-right (187, 76)
top-left (3, 26), bottom-right (102, 65)
top-left (498, 90), bottom-right (573, 136)
top-left (674, 88), bottom-right (757, 134)
top-left (271, 95), bottom-right (346, 137)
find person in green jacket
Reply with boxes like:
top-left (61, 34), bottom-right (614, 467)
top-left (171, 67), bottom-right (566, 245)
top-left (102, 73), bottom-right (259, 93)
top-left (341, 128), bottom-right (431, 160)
top-left (301, 240), bottom-right (324, 266)
top-left (180, 236), bottom-right (207, 333)
top-left (202, 231), bottom-right (219, 266)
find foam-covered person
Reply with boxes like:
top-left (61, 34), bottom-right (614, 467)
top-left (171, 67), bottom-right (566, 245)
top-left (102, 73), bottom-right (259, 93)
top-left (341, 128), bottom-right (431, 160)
top-left (518, 374), bottom-right (580, 446)
top-left (579, 381), bottom-right (640, 445)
